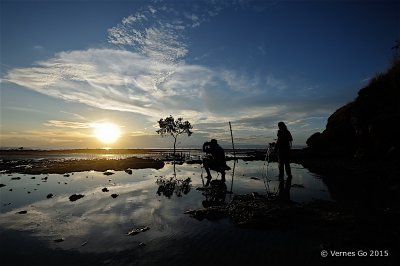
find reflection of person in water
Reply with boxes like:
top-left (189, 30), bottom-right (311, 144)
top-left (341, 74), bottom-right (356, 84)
top-left (202, 180), bottom-right (227, 208)
top-left (202, 139), bottom-right (230, 185)
top-left (276, 122), bottom-right (293, 179)
top-left (278, 175), bottom-right (292, 201)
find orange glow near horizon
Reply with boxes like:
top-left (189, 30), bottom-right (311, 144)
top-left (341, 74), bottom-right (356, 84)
top-left (93, 123), bottom-right (121, 144)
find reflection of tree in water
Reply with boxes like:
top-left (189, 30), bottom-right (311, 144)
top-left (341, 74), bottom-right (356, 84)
top-left (156, 176), bottom-right (191, 198)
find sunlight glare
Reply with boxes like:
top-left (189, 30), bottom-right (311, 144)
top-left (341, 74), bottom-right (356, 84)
top-left (93, 123), bottom-right (121, 144)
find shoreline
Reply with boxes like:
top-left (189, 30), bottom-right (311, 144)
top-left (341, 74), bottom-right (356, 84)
top-left (0, 157), bottom-right (165, 174)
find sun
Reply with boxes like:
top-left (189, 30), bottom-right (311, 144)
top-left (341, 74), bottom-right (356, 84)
top-left (93, 123), bottom-right (121, 144)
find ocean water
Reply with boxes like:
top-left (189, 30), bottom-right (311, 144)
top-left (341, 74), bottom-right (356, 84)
top-left (0, 159), bottom-right (331, 265)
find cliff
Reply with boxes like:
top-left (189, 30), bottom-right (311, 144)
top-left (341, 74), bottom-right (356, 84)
top-left (306, 59), bottom-right (400, 160)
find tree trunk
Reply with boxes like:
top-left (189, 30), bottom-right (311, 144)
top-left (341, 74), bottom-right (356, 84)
top-left (173, 136), bottom-right (177, 157)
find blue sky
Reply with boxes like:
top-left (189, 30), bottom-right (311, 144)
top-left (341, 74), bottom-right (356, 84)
top-left (1, 0), bottom-right (399, 149)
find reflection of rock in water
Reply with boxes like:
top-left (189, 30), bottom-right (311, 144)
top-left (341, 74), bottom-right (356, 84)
top-left (186, 192), bottom-right (300, 224)
top-left (156, 176), bottom-right (191, 198)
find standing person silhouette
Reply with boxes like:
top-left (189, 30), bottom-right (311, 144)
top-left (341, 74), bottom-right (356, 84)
top-left (276, 122), bottom-right (293, 179)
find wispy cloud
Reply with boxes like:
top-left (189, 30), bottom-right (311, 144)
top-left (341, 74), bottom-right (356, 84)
top-left (3, 46), bottom-right (334, 144)
top-left (60, 111), bottom-right (85, 120)
top-left (32, 45), bottom-right (45, 52)
top-left (2, 1), bottom-right (337, 145)
top-left (1, 106), bottom-right (47, 114)
top-left (44, 120), bottom-right (92, 129)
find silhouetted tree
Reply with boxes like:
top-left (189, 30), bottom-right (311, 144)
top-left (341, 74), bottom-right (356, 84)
top-left (156, 116), bottom-right (193, 157)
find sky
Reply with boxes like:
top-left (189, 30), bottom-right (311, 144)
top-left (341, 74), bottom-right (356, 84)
top-left (1, 0), bottom-right (399, 149)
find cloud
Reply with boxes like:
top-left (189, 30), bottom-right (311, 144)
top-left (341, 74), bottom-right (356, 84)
top-left (107, 0), bottom-right (227, 63)
top-left (3, 46), bottom-right (335, 145)
top-left (32, 45), bottom-right (45, 51)
top-left (60, 111), bottom-right (85, 120)
top-left (2, 1), bottom-right (338, 146)
top-left (44, 120), bottom-right (92, 129)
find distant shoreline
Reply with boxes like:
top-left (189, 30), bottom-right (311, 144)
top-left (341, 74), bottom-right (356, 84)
top-left (0, 148), bottom-right (267, 156)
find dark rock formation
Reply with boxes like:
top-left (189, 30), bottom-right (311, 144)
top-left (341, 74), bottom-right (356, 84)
top-left (69, 194), bottom-right (85, 202)
top-left (307, 60), bottom-right (400, 159)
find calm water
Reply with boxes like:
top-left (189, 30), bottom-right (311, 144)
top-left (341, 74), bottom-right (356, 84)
top-left (0, 159), bottom-right (330, 265)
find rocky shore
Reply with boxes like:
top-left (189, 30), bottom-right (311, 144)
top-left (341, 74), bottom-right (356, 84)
top-left (0, 156), bottom-right (164, 174)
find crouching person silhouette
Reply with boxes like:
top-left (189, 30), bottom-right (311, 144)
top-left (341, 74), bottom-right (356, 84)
top-left (202, 139), bottom-right (230, 186)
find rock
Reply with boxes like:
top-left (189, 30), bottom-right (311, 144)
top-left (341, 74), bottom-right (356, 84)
top-left (69, 194), bottom-right (85, 202)
top-left (0, 184), bottom-right (5, 188)
top-left (141, 226), bottom-right (150, 232)
top-left (139, 242), bottom-right (146, 247)
top-left (81, 241), bottom-right (88, 246)
top-left (64, 174), bottom-right (70, 177)
top-left (17, 210), bottom-right (27, 214)
top-left (31, 177), bottom-right (36, 179)
top-left (47, 193), bottom-right (54, 199)
top-left (111, 194), bottom-right (119, 198)
top-left (306, 60), bottom-right (400, 159)
top-left (250, 177), bottom-right (260, 180)
top-left (125, 169), bottom-right (133, 175)
top-left (54, 238), bottom-right (64, 242)
top-left (103, 171), bottom-right (115, 176)
top-left (127, 226), bottom-right (150, 236)
top-left (11, 177), bottom-right (21, 180)
top-left (102, 188), bottom-right (109, 192)
top-left (127, 229), bottom-right (140, 236)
